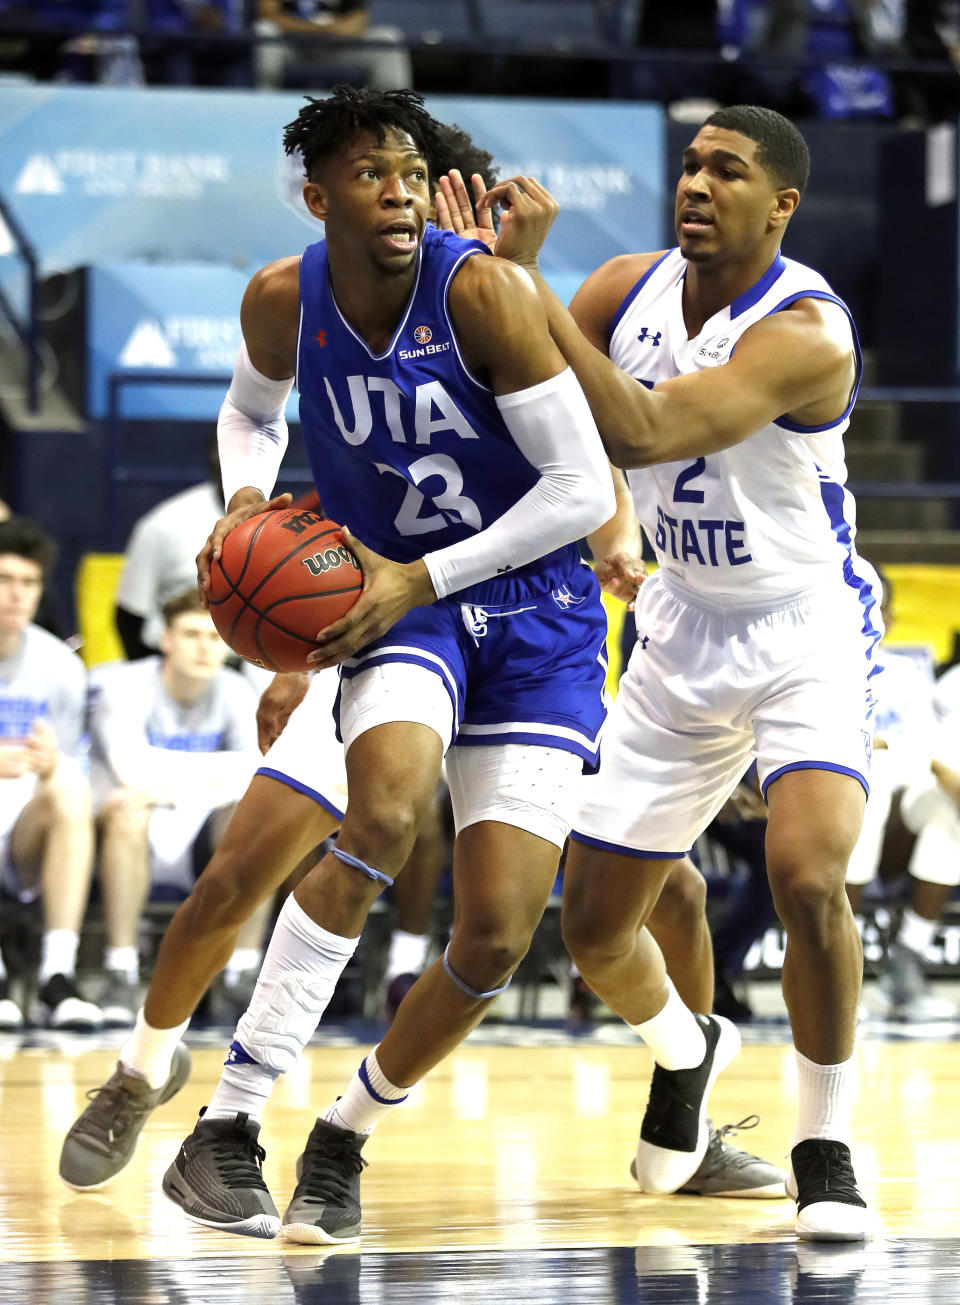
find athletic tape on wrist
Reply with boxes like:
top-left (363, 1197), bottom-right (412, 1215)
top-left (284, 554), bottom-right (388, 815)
top-left (332, 846), bottom-right (394, 888)
top-left (442, 942), bottom-right (513, 1000)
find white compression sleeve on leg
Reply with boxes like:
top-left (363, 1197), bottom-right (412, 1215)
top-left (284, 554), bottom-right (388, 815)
top-left (422, 367), bottom-right (615, 599)
top-left (218, 342), bottom-right (293, 508)
top-left (233, 895), bottom-right (360, 1074)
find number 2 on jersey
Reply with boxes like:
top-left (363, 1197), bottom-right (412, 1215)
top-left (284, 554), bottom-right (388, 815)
top-left (672, 457), bottom-right (706, 503)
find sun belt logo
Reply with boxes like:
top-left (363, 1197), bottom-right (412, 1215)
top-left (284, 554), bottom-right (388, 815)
top-left (14, 154), bottom-right (65, 196)
top-left (698, 335), bottom-right (730, 363)
top-left (414, 325), bottom-right (432, 344)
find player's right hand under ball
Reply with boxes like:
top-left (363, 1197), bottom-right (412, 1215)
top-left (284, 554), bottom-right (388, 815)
top-left (306, 527), bottom-right (437, 669)
top-left (196, 489), bottom-right (293, 605)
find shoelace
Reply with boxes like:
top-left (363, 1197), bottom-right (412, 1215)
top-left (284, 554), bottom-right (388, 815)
top-left (796, 1143), bottom-right (864, 1204)
top-left (206, 1128), bottom-right (270, 1192)
top-left (296, 1131), bottom-right (365, 1202)
top-left (75, 1081), bottom-right (142, 1143)
top-left (707, 1115), bottom-right (764, 1166)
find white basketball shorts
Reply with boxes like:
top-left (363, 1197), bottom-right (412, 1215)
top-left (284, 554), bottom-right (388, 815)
top-left (256, 667), bottom-right (349, 820)
top-left (900, 779), bottom-right (960, 887)
top-left (573, 571), bottom-right (880, 858)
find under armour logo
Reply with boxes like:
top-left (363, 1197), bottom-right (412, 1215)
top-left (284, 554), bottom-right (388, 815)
top-left (552, 585), bottom-right (585, 609)
top-left (315, 330), bottom-right (327, 347)
top-left (637, 327), bottom-right (662, 347)
top-left (639, 635), bottom-right (650, 649)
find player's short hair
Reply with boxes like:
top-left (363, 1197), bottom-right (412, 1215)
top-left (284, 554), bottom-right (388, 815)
top-left (703, 105), bottom-right (810, 197)
top-left (283, 86), bottom-right (447, 184)
top-left (0, 515), bottom-right (58, 576)
top-left (162, 588), bottom-right (206, 627)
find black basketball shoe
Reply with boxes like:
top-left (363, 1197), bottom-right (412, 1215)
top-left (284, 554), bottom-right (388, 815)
top-left (162, 1110), bottom-right (280, 1238)
top-left (282, 1118), bottom-right (367, 1244)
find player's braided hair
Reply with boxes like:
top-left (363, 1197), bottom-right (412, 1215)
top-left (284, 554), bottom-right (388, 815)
top-left (283, 86), bottom-right (448, 183)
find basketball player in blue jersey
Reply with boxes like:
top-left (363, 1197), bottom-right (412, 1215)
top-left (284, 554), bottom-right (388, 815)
top-left (151, 85), bottom-right (633, 1244)
top-left (470, 105), bottom-right (880, 1242)
top-left (59, 108), bottom-right (776, 1218)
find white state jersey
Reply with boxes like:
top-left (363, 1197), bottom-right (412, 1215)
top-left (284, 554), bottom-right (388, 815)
top-left (87, 657), bottom-right (258, 805)
top-left (0, 624), bottom-right (86, 757)
top-left (611, 247), bottom-right (870, 606)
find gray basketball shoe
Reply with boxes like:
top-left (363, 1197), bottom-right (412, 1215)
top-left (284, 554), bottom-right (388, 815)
top-left (60, 1043), bottom-right (192, 1190)
top-left (282, 1118), bottom-right (367, 1244)
top-left (630, 1115), bottom-right (786, 1198)
top-left (162, 1110), bottom-right (280, 1239)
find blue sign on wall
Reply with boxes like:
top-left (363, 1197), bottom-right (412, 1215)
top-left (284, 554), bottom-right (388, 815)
top-left (1, 85), bottom-right (664, 419)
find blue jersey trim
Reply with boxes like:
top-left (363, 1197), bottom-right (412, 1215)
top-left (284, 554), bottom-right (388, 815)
top-left (814, 470), bottom-right (883, 663)
top-left (456, 728), bottom-right (600, 765)
top-left (729, 253), bottom-right (787, 319)
top-left (255, 767), bottom-right (345, 822)
top-left (762, 760), bottom-right (869, 801)
top-left (568, 830), bottom-right (688, 860)
top-left (608, 249), bottom-right (674, 344)
top-left (762, 291), bottom-right (863, 432)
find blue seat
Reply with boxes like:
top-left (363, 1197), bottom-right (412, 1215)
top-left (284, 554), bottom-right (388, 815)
top-left (367, 0), bottom-right (479, 44)
top-left (477, 0), bottom-right (604, 51)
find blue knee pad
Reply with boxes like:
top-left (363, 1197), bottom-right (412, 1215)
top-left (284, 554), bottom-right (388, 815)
top-left (442, 943), bottom-right (513, 1000)
top-left (332, 846), bottom-right (394, 888)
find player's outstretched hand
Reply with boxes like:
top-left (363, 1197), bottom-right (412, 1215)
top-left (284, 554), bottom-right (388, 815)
top-left (435, 170), bottom-right (496, 249)
top-left (257, 672), bottom-right (309, 754)
top-left (477, 175), bottom-right (559, 271)
top-left (196, 489), bottom-right (293, 606)
top-left (594, 552), bottom-right (646, 609)
top-left (306, 528), bottom-right (436, 669)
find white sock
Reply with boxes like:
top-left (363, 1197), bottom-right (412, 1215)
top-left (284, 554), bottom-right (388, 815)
top-left (206, 1052), bottom-right (280, 1123)
top-left (224, 947), bottom-right (261, 985)
top-left (793, 1049), bottom-right (855, 1149)
top-left (323, 1048), bottom-right (409, 1135)
top-left (629, 978), bottom-right (707, 1070)
top-left (205, 895), bottom-right (359, 1122)
top-left (385, 929), bottom-right (428, 981)
top-left (899, 907), bottom-right (937, 957)
top-left (104, 945), bottom-right (139, 981)
top-left (40, 929), bottom-right (79, 983)
top-left (121, 1008), bottom-right (191, 1090)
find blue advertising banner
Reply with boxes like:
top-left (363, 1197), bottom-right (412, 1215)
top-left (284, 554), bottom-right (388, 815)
top-left (1, 85), bottom-right (664, 418)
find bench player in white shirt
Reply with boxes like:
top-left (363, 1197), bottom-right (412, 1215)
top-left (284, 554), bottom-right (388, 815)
top-left (476, 104), bottom-right (881, 1242)
top-left (88, 590), bottom-right (261, 1025)
top-left (0, 516), bottom-right (101, 1031)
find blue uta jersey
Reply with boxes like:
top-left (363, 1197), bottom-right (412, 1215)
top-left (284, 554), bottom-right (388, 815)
top-left (296, 224), bottom-right (579, 604)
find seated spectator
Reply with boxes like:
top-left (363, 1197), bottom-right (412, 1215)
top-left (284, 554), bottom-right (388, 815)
top-left (882, 662), bottom-right (960, 1018)
top-left (114, 432), bottom-right (223, 660)
top-left (0, 516), bottom-right (101, 1031)
top-left (141, 0), bottom-right (251, 87)
top-left (88, 589), bottom-right (261, 1027)
top-left (253, 0), bottom-right (412, 92)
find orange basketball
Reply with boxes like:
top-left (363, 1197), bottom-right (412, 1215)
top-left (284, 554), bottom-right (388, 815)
top-left (207, 508), bottom-right (363, 672)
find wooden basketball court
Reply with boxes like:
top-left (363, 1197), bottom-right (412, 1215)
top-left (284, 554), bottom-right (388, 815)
top-left (1, 1009), bottom-right (958, 1303)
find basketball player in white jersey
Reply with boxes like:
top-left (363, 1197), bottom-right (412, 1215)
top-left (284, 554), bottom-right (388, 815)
top-left (473, 105), bottom-right (880, 1242)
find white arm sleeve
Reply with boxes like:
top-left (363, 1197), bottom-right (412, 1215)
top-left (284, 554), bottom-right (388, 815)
top-left (423, 367), bottom-right (615, 600)
top-left (218, 342), bottom-right (293, 508)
